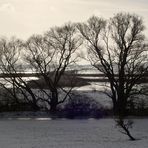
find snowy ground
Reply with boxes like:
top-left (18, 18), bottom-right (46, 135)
top-left (0, 118), bottom-right (147, 148)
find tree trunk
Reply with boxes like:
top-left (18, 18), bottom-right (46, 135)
top-left (113, 96), bottom-right (127, 117)
top-left (50, 103), bottom-right (58, 113)
top-left (50, 91), bottom-right (58, 113)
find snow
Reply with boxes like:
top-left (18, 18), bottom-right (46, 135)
top-left (0, 118), bottom-right (147, 148)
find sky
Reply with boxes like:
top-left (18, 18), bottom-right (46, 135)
top-left (0, 0), bottom-right (148, 40)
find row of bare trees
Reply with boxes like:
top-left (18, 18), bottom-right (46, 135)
top-left (0, 23), bottom-right (81, 112)
top-left (0, 12), bottom-right (147, 140)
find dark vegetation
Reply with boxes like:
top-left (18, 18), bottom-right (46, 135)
top-left (59, 93), bottom-right (106, 119)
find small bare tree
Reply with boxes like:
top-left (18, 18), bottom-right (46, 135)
top-left (77, 13), bottom-right (148, 140)
top-left (0, 37), bottom-right (40, 111)
top-left (25, 23), bottom-right (81, 112)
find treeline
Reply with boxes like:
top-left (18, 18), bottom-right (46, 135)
top-left (0, 12), bottom-right (148, 140)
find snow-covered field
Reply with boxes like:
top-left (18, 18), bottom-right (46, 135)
top-left (0, 118), bottom-right (147, 148)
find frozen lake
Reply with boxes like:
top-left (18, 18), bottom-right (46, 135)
top-left (0, 118), bottom-right (147, 148)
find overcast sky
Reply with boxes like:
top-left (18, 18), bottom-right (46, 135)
top-left (0, 0), bottom-right (148, 40)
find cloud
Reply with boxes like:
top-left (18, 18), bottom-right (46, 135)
top-left (0, 3), bottom-right (15, 13)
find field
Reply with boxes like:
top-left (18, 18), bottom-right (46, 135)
top-left (0, 118), bottom-right (147, 148)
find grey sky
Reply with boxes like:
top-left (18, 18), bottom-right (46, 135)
top-left (0, 0), bottom-right (148, 40)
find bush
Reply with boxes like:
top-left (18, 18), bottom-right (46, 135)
top-left (62, 93), bottom-right (105, 118)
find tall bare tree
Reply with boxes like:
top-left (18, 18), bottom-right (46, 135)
top-left (0, 37), bottom-right (40, 111)
top-left (25, 23), bottom-right (81, 112)
top-left (77, 13), bottom-right (148, 140)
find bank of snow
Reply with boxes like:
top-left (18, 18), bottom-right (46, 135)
top-left (0, 118), bottom-right (147, 148)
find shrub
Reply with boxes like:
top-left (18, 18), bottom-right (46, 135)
top-left (62, 93), bottom-right (105, 118)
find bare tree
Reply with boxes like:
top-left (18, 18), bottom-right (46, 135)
top-left (25, 23), bottom-right (81, 112)
top-left (77, 13), bottom-right (148, 140)
top-left (0, 37), bottom-right (40, 111)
